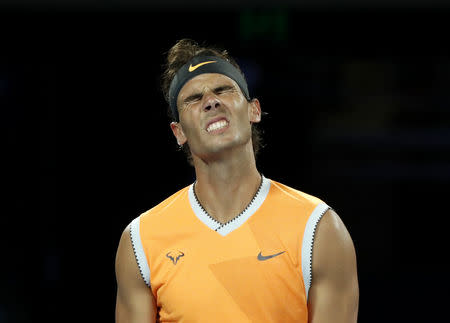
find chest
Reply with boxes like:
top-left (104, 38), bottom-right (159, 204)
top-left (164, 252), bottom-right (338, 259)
top-left (148, 223), bottom-right (307, 323)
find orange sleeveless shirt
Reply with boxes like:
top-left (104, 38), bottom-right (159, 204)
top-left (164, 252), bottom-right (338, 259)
top-left (130, 176), bottom-right (329, 323)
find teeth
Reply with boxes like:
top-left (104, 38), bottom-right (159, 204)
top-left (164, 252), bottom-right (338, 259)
top-left (207, 120), bottom-right (228, 132)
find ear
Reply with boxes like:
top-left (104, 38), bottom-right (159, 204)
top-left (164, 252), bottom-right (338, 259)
top-left (248, 98), bottom-right (261, 124)
top-left (170, 122), bottom-right (187, 146)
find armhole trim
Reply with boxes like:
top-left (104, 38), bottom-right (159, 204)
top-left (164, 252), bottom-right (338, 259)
top-left (301, 202), bottom-right (330, 300)
top-left (130, 217), bottom-right (151, 287)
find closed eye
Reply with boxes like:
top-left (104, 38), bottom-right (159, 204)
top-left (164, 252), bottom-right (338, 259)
top-left (182, 85), bottom-right (236, 106)
top-left (214, 85), bottom-right (235, 94)
top-left (183, 93), bottom-right (203, 104)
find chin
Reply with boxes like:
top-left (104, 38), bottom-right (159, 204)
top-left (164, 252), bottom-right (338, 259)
top-left (209, 136), bottom-right (251, 155)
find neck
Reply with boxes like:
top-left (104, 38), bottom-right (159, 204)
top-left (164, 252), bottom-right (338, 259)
top-left (192, 145), bottom-right (261, 224)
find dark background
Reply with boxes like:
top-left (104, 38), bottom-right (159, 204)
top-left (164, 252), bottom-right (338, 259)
top-left (1, 1), bottom-right (449, 322)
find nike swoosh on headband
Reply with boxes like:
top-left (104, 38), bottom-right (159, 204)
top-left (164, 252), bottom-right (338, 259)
top-left (188, 60), bottom-right (217, 72)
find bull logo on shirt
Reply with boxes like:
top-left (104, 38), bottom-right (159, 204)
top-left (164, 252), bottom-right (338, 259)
top-left (166, 250), bottom-right (185, 265)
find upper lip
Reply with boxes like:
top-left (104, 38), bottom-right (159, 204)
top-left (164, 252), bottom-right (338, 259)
top-left (205, 116), bottom-right (229, 130)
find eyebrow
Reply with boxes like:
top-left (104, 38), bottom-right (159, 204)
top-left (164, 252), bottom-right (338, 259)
top-left (182, 84), bottom-right (236, 104)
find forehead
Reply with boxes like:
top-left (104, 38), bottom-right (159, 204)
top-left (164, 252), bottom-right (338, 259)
top-left (178, 73), bottom-right (239, 98)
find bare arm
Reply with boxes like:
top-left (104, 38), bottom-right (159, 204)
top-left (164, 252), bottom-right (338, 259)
top-left (308, 209), bottom-right (359, 323)
top-left (115, 224), bottom-right (157, 323)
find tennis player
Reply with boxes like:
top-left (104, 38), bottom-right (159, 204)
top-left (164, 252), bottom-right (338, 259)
top-left (115, 39), bottom-right (359, 323)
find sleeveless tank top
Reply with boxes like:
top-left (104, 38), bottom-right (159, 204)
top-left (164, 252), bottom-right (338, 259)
top-left (130, 176), bottom-right (329, 322)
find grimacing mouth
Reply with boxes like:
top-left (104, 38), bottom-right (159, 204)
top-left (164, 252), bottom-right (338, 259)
top-left (205, 116), bottom-right (229, 132)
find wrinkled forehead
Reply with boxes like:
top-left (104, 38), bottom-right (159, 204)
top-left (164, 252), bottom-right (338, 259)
top-left (177, 73), bottom-right (240, 101)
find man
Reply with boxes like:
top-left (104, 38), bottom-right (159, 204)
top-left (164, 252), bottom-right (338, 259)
top-left (115, 39), bottom-right (359, 322)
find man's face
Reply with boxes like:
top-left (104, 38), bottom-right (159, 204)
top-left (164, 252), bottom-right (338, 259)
top-left (171, 73), bottom-right (261, 161)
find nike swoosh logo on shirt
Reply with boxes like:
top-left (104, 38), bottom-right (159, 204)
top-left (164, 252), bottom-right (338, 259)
top-left (257, 251), bottom-right (285, 261)
top-left (188, 60), bottom-right (217, 72)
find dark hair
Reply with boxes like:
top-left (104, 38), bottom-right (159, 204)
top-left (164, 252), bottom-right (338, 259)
top-left (161, 38), bottom-right (263, 165)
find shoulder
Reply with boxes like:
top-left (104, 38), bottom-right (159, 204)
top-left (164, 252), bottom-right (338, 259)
top-left (115, 224), bottom-right (157, 322)
top-left (312, 208), bottom-right (357, 283)
top-left (307, 208), bottom-right (359, 321)
top-left (115, 219), bottom-right (151, 288)
top-left (268, 178), bottom-right (327, 211)
top-left (115, 223), bottom-right (143, 285)
top-left (314, 209), bottom-right (355, 253)
top-left (140, 184), bottom-right (191, 221)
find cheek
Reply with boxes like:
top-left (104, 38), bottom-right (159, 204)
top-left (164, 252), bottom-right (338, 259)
top-left (180, 116), bottom-right (201, 140)
top-left (229, 96), bottom-right (248, 115)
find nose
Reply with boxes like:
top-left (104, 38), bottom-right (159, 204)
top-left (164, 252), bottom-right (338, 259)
top-left (202, 94), bottom-right (221, 113)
